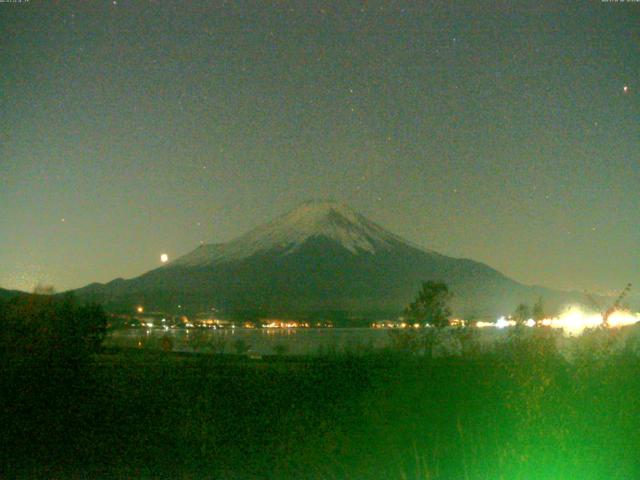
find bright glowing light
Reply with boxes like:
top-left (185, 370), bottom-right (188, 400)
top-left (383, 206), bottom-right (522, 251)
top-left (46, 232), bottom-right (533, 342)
top-left (623, 85), bottom-right (629, 94)
top-left (495, 316), bottom-right (514, 329)
top-left (136, 306), bottom-right (144, 313)
top-left (476, 321), bottom-right (494, 328)
top-left (160, 253), bottom-right (169, 263)
top-left (533, 307), bottom-right (637, 336)
top-left (471, 309), bottom-right (638, 335)
top-left (552, 308), bottom-right (601, 335)
top-left (607, 310), bottom-right (640, 328)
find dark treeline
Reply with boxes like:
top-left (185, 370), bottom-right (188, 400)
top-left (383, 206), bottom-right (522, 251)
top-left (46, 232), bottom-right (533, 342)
top-left (0, 293), bottom-right (107, 478)
top-left (0, 293), bottom-right (106, 365)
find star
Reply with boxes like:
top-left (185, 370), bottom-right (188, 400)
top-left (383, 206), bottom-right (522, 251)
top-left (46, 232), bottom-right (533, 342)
top-left (623, 85), bottom-right (629, 94)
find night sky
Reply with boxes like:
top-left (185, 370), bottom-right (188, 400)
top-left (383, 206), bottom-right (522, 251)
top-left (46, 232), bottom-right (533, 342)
top-left (1, 1), bottom-right (638, 296)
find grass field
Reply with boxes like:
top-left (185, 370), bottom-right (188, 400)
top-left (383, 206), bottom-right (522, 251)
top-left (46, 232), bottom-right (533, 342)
top-left (2, 328), bottom-right (640, 479)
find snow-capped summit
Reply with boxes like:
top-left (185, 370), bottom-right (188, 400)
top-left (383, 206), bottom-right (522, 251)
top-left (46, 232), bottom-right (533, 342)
top-left (173, 200), bottom-right (415, 266)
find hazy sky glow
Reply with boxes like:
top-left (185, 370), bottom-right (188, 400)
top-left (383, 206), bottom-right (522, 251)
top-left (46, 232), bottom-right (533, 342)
top-left (1, 1), bottom-right (638, 295)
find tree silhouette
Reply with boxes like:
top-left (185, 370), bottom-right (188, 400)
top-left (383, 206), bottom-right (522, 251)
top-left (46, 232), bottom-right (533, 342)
top-left (0, 292), bottom-right (107, 366)
top-left (404, 281), bottom-right (452, 328)
top-left (532, 297), bottom-right (545, 326)
top-left (513, 303), bottom-right (530, 326)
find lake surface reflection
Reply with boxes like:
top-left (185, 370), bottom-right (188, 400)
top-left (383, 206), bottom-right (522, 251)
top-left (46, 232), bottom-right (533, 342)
top-left (105, 328), bottom-right (394, 356)
top-left (104, 324), bottom-right (640, 358)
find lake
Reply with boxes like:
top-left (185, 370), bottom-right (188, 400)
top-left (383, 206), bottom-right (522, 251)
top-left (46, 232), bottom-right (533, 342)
top-left (105, 327), bottom-right (396, 356)
top-left (104, 325), bottom-right (640, 358)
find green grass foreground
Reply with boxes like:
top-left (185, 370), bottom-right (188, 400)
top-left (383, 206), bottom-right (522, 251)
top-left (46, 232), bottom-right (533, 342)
top-left (2, 335), bottom-right (640, 479)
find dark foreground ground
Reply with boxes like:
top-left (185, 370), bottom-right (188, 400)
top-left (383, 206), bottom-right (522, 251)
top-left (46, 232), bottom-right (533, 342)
top-left (2, 333), bottom-right (640, 480)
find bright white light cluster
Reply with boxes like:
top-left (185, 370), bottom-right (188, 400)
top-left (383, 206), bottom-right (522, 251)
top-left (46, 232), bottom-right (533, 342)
top-left (477, 307), bottom-right (640, 336)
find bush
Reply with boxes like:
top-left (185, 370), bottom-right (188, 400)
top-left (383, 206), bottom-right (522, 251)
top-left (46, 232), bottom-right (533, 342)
top-left (0, 293), bottom-right (107, 467)
top-left (0, 293), bottom-right (107, 368)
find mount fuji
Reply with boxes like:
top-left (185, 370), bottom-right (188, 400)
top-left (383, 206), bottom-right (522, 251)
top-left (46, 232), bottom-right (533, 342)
top-left (74, 201), bottom-right (582, 320)
top-left (173, 200), bottom-right (429, 266)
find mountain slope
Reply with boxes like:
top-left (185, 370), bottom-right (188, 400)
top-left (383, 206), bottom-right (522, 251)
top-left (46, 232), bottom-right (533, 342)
top-left (73, 201), bottom-right (585, 319)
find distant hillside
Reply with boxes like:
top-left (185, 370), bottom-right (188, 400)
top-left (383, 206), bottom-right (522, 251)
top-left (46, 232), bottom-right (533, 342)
top-left (0, 288), bottom-right (28, 301)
